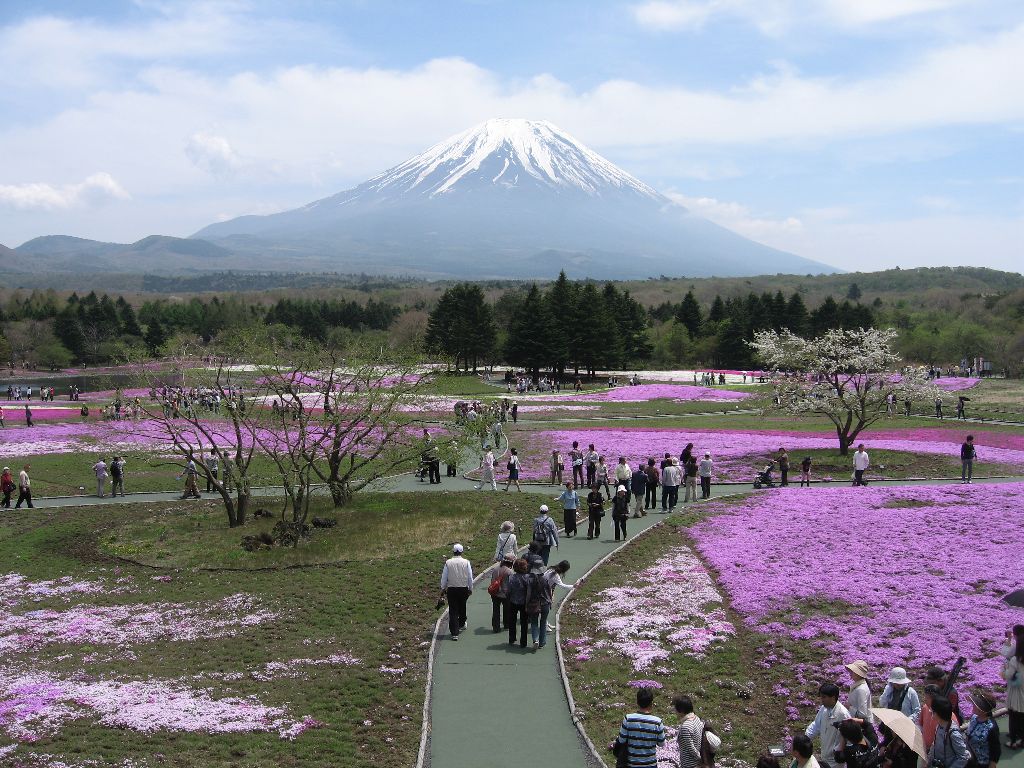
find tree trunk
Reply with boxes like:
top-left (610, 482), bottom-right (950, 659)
top-left (837, 429), bottom-right (851, 456)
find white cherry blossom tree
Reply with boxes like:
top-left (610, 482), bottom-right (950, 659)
top-left (750, 327), bottom-right (940, 455)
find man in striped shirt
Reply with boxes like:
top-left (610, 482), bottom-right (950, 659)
top-left (615, 688), bottom-right (666, 767)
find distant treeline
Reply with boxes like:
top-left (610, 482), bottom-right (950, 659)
top-left (425, 274), bottom-right (875, 372)
top-left (0, 290), bottom-right (403, 368)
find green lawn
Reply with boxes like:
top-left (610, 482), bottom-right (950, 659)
top-left (0, 490), bottom-right (550, 767)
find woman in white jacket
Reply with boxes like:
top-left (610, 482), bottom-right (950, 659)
top-left (1000, 626), bottom-right (1024, 749)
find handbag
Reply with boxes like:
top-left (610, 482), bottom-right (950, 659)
top-left (487, 571), bottom-right (506, 597)
top-left (612, 737), bottom-right (629, 768)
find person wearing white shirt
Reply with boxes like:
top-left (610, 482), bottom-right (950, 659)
top-left (844, 660), bottom-right (875, 738)
top-left (614, 457), bottom-right (632, 494)
top-left (493, 521), bottom-right (518, 562)
top-left (852, 444), bottom-right (870, 486)
top-left (92, 458), bottom-right (109, 498)
top-left (440, 543), bottom-right (474, 641)
top-left (806, 682), bottom-right (852, 761)
top-left (16, 464), bottom-right (33, 508)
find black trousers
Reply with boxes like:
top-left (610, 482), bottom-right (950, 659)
top-left (586, 463), bottom-right (596, 486)
top-left (16, 488), bottom-right (32, 508)
top-left (645, 485), bottom-right (657, 508)
top-left (491, 595), bottom-right (507, 631)
top-left (206, 469), bottom-right (218, 492)
top-left (446, 463), bottom-right (457, 477)
top-left (780, 468), bottom-right (788, 486)
top-left (1, 489), bottom-right (10, 507)
top-left (508, 602), bottom-right (529, 646)
top-left (1008, 709), bottom-right (1023, 743)
top-left (614, 516), bottom-right (627, 540)
top-left (700, 476), bottom-right (711, 498)
top-left (572, 464), bottom-right (584, 488)
top-left (587, 512), bottom-right (602, 538)
top-left (446, 587), bottom-right (470, 637)
top-left (429, 460), bottom-right (441, 484)
top-left (854, 469), bottom-right (865, 486)
top-left (563, 508), bottom-right (577, 536)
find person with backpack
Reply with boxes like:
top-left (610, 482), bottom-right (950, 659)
top-left (586, 484), bottom-right (605, 540)
top-left (505, 557), bottom-right (532, 648)
top-left (493, 520), bottom-right (518, 563)
top-left (528, 560), bottom-right (573, 650)
top-left (110, 456), bottom-right (126, 497)
top-left (645, 458), bottom-right (659, 511)
top-left (569, 441), bottom-right (585, 489)
top-left (611, 485), bottom-right (630, 541)
top-left (682, 456), bottom-right (699, 503)
top-left (800, 456), bottom-right (813, 487)
top-left (879, 667), bottom-right (921, 723)
top-left (504, 448), bottom-right (523, 492)
top-left (612, 687), bottom-right (666, 768)
top-left (555, 483), bottom-right (579, 538)
top-left (488, 552), bottom-right (515, 633)
top-left (673, 694), bottom-right (721, 768)
top-left (532, 504), bottom-right (559, 564)
top-left (630, 464), bottom-right (647, 517)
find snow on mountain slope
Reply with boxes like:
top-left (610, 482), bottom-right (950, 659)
top-left (314, 118), bottom-right (665, 205)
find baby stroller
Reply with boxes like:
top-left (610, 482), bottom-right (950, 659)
top-left (753, 461), bottom-right (776, 489)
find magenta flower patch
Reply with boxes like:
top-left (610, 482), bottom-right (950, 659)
top-left (690, 483), bottom-right (1024, 688)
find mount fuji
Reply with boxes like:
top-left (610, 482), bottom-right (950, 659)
top-left (191, 118), bottom-right (834, 279)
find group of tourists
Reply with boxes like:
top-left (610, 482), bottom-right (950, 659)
top-left (0, 465), bottom-right (32, 508)
top-left (438, 527), bottom-right (574, 649)
top-left (90, 456), bottom-right (127, 498)
top-left (609, 634), bottom-right (1024, 768)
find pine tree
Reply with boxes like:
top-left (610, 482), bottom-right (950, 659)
top-left (144, 317), bottom-right (168, 355)
top-left (504, 285), bottom-right (556, 378)
top-left (676, 290), bottom-right (703, 338)
top-left (785, 292), bottom-right (809, 335)
top-left (708, 295), bottom-right (726, 324)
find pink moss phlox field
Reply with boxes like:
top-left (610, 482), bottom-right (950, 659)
top-left (530, 384), bottom-right (749, 403)
top-left (579, 546), bottom-right (734, 671)
top-left (924, 377), bottom-right (980, 392)
top-left (0, 575), bottom-right (108, 607)
top-left (0, 593), bottom-right (278, 656)
top-left (690, 483), bottom-right (1024, 688)
top-left (525, 428), bottom-right (1024, 481)
top-left (0, 669), bottom-right (318, 742)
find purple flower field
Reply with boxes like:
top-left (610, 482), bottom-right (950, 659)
top-left (523, 383), bottom-right (750, 403)
top-left (521, 428), bottom-right (1024, 481)
top-left (691, 483), bottom-right (1024, 689)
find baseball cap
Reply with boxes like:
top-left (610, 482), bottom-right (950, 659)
top-left (453, 543), bottom-right (464, 554)
top-left (539, 504), bottom-right (549, 513)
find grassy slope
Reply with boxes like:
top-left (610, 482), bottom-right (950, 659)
top-left (0, 491), bottom-right (550, 768)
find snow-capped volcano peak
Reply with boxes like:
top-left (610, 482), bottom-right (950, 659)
top-left (360, 118), bottom-right (665, 201)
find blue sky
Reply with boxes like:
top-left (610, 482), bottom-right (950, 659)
top-left (1, 0), bottom-right (1022, 272)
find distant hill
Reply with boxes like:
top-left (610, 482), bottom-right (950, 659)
top-left (6, 234), bottom-right (236, 274)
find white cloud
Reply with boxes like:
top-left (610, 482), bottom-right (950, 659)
top-left (0, 173), bottom-right (129, 211)
top-left (666, 191), bottom-right (804, 237)
top-left (631, 0), bottom-right (973, 32)
top-left (185, 132), bottom-right (242, 178)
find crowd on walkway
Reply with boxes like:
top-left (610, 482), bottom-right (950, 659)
top-left (610, 638), bottom-right (1024, 768)
top-left (438, 532), bottom-right (574, 648)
